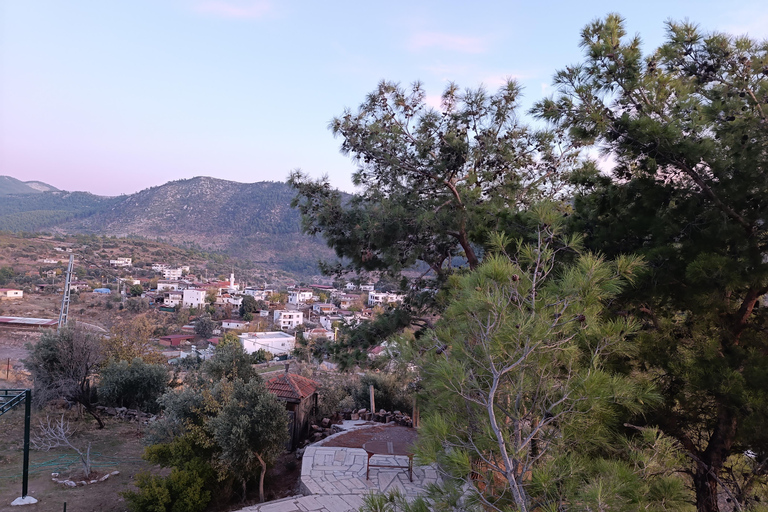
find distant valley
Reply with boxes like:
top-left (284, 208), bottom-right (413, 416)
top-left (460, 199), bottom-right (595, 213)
top-left (0, 176), bottom-right (335, 277)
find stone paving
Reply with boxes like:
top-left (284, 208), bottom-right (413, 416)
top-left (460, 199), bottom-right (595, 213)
top-left (238, 444), bottom-right (439, 512)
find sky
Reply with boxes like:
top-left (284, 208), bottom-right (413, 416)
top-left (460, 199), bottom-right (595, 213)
top-left (1, 1), bottom-right (766, 197)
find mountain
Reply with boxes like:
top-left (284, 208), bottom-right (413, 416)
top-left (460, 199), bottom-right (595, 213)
top-left (0, 176), bottom-right (334, 276)
top-left (0, 176), bottom-right (59, 195)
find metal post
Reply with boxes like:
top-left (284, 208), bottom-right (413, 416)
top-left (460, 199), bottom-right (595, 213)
top-left (22, 389), bottom-right (31, 498)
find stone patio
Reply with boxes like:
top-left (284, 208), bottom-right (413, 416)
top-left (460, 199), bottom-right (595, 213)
top-left (238, 445), bottom-right (439, 512)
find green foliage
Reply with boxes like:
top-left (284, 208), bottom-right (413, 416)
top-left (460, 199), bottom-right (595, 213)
top-left (126, 297), bottom-right (149, 313)
top-left (410, 209), bottom-right (671, 511)
top-left (193, 314), bottom-right (216, 339)
top-left (202, 334), bottom-right (255, 381)
top-left (535, 14), bottom-right (768, 509)
top-left (24, 326), bottom-right (105, 427)
top-left (0, 265), bottom-right (15, 285)
top-left (99, 358), bottom-right (169, 413)
top-left (122, 467), bottom-right (210, 512)
top-left (352, 373), bottom-right (412, 414)
top-left (209, 377), bottom-right (289, 502)
top-left (130, 284), bottom-right (144, 297)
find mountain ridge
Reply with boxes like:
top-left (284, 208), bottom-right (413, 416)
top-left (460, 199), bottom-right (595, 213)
top-left (0, 176), bottom-right (334, 276)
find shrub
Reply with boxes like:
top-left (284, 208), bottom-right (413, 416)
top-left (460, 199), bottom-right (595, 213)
top-left (353, 373), bottom-right (412, 414)
top-left (99, 358), bottom-right (169, 413)
top-left (122, 468), bottom-right (210, 512)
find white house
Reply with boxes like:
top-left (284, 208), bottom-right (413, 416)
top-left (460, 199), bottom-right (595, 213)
top-left (164, 290), bottom-right (183, 307)
top-left (222, 319), bottom-right (250, 330)
top-left (157, 280), bottom-right (184, 291)
top-left (110, 257), bottom-right (132, 267)
top-left (244, 288), bottom-right (272, 301)
top-left (344, 282), bottom-right (358, 291)
top-left (238, 331), bottom-right (295, 357)
top-left (0, 289), bottom-right (23, 299)
top-left (288, 289), bottom-right (314, 305)
top-left (273, 310), bottom-right (304, 329)
top-left (368, 292), bottom-right (405, 307)
top-left (305, 327), bottom-right (335, 341)
top-left (338, 294), bottom-right (362, 310)
top-left (312, 303), bottom-right (337, 315)
top-left (182, 289), bottom-right (207, 309)
top-left (359, 283), bottom-right (375, 292)
top-left (162, 267), bottom-right (183, 280)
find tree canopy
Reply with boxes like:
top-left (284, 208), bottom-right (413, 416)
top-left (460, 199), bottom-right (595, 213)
top-left (534, 14), bottom-right (768, 512)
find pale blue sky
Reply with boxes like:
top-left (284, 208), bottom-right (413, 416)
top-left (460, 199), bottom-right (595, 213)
top-left (1, 1), bottom-right (766, 196)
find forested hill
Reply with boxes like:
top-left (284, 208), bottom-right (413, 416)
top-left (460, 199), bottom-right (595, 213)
top-left (0, 176), bottom-right (334, 276)
top-left (0, 176), bottom-right (59, 195)
top-left (68, 177), bottom-right (301, 237)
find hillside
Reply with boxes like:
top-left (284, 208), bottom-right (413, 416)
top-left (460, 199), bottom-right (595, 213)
top-left (0, 177), bottom-right (335, 277)
top-left (0, 176), bottom-right (59, 195)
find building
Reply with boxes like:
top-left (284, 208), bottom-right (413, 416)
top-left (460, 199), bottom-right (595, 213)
top-left (182, 289), bottom-right (207, 309)
top-left (368, 292), bottom-right (405, 307)
top-left (273, 310), bottom-right (304, 329)
top-left (162, 267), bottom-right (183, 280)
top-left (0, 289), bottom-right (23, 300)
top-left (305, 327), bottom-right (335, 341)
top-left (93, 288), bottom-right (112, 294)
top-left (221, 319), bottom-right (250, 330)
top-left (157, 280), bottom-right (185, 291)
top-left (159, 334), bottom-right (195, 347)
top-left (338, 294), bottom-right (362, 310)
top-left (243, 288), bottom-right (273, 301)
top-left (238, 331), bottom-right (295, 356)
top-left (163, 290), bottom-right (183, 307)
top-left (110, 257), bottom-right (132, 267)
top-left (266, 368), bottom-right (319, 450)
top-left (312, 303), bottom-right (337, 315)
top-left (359, 283), bottom-right (375, 292)
top-left (288, 289), bottom-right (314, 305)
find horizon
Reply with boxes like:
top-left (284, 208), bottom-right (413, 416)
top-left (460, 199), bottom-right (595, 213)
top-left (2, 1), bottom-right (766, 196)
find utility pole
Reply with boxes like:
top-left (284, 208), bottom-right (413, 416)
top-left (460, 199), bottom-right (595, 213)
top-left (58, 255), bottom-right (74, 332)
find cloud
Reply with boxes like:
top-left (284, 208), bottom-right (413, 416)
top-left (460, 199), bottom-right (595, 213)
top-left (194, 0), bottom-right (272, 19)
top-left (409, 31), bottom-right (488, 54)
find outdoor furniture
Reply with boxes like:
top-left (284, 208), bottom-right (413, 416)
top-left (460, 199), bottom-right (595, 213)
top-left (363, 441), bottom-right (414, 482)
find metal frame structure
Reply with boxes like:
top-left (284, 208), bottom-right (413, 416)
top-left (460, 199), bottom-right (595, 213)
top-left (58, 255), bottom-right (74, 332)
top-left (0, 389), bottom-right (32, 500)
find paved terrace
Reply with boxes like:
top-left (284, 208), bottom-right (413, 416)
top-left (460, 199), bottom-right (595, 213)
top-left (239, 444), bottom-right (439, 512)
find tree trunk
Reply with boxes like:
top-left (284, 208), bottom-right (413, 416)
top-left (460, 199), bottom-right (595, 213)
top-left (455, 228), bottom-right (479, 269)
top-left (257, 454), bottom-right (267, 503)
top-left (692, 405), bottom-right (738, 512)
top-left (84, 405), bottom-right (104, 429)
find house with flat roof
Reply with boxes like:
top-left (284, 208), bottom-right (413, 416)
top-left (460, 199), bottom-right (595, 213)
top-left (238, 331), bottom-right (295, 356)
top-left (0, 289), bottom-right (23, 299)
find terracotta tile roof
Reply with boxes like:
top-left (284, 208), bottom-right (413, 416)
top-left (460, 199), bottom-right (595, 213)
top-left (266, 373), bottom-right (319, 402)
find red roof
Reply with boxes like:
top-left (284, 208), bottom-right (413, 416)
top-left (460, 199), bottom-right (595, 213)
top-left (266, 373), bottom-right (319, 402)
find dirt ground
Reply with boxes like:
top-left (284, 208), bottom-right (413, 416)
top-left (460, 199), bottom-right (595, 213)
top-left (0, 411), bottom-right (152, 512)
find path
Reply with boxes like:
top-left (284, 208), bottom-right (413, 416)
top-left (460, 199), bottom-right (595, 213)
top-left (238, 444), bottom-right (439, 512)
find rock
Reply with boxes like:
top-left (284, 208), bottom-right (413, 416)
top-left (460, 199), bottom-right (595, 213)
top-left (295, 448), bottom-right (305, 459)
top-left (51, 472), bottom-right (59, 477)
top-left (110, 471), bottom-right (120, 476)
top-left (63, 480), bottom-right (77, 487)
top-left (89, 480), bottom-right (97, 484)
top-left (331, 425), bottom-right (343, 433)
top-left (321, 418), bottom-right (331, 428)
top-left (379, 409), bottom-right (387, 415)
top-left (394, 410), bottom-right (401, 415)
top-left (350, 413), bottom-right (359, 421)
top-left (77, 481), bottom-right (87, 486)
top-left (99, 474), bottom-right (110, 482)
top-left (358, 408), bottom-right (367, 415)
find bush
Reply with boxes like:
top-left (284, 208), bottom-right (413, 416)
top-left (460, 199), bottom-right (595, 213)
top-left (99, 358), bottom-right (169, 413)
top-left (122, 468), bottom-right (210, 512)
top-left (353, 373), bottom-right (412, 414)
